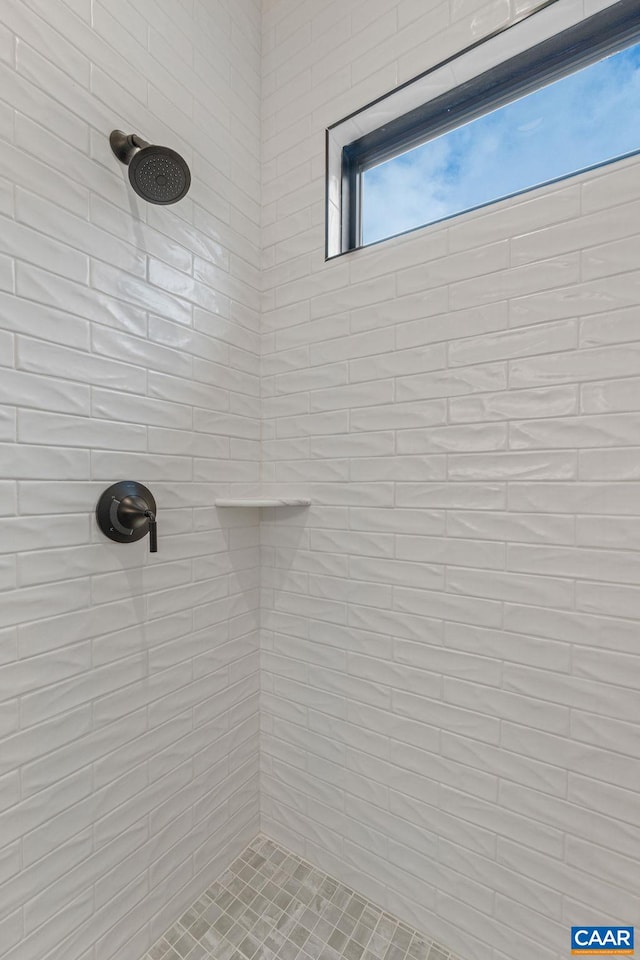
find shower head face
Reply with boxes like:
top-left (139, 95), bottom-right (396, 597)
top-left (128, 144), bottom-right (191, 204)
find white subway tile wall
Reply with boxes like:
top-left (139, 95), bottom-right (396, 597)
top-left (260, 2), bottom-right (640, 960)
top-left (1, 0), bottom-right (639, 959)
top-left (0, 0), bottom-right (262, 959)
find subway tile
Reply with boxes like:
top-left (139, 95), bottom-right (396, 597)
top-left (396, 301), bottom-right (508, 350)
top-left (349, 343), bottom-right (446, 383)
top-left (510, 273), bottom-right (640, 327)
top-left (396, 361), bottom-right (506, 402)
top-left (582, 157), bottom-right (640, 213)
top-left (511, 412), bottom-right (640, 449)
top-left (1, 514), bottom-right (90, 558)
top-left (395, 481), bottom-right (505, 509)
top-left (17, 335), bottom-right (147, 394)
top-left (581, 375), bottom-right (640, 414)
top-left (579, 305), bottom-right (640, 348)
top-left (507, 480), bottom-right (640, 515)
top-left (571, 709), bottom-right (640, 760)
top-left (394, 584), bottom-right (502, 629)
top-left (576, 580), bottom-right (640, 620)
top-left (350, 399), bottom-right (447, 432)
top-left (398, 422), bottom-right (506, 454)
top-left (500, 837), bottom-right (638, 923)
top-left (0, 368), bottom-right (89, 416)
top-left (448, 566), bottom-right (573, 609)
top-left (504, 662), bottom-right (640, 726)
top-left (583, 234), bottom-right (640, 282)
top-left (450, 254), bottom-right (580, 311)
top-left (442, 784), bottom-right (564, 857)
top-left (444, 676), bottom-right (568, 735)
top-left (15, 188), bottom-right (145, 277)
top-left (449, 384), bottom-right (577, 423)
top-left (448, 318), bottom-right (577, 366)
top-left (92, 260), bottom-right (192, 327)
top-left (92, 326), bottom-right (193, 381)
top-left (442, 731), bottom-right (566, 797)
top-left (0, 443), bottom-right (90, 480)
top-left (351, 286), bottom-right (449, 333)
top-left (18, 409), bottom-right (147, 451)
top-left (511, 197), bottom-right (640, 266)
top-left (275, 362), bottom-right (348, 395)
top-left (92, 388), bottom-right (192, 431)
top-left (0, 406), bottom-right (16, 442)
top-left (446, 509), bottom-right (574, 544)
top-left (579, 447), bottom-right (640, 481)
top-left (0, 556), bottom-right (16, 593)
top-left (309, 380), bottom-right (394, 413)
top-left (500, 780), bottom-right (640, 865)
top-left (0, 290), bottom-right (90, 350)
top-left (0, 137), bottom-right (89, 219)
top-left (397, 242), bottom-right (508, 296)
top-left (310, 329), bottom-right (395, 366)
top-left (16, 262), bottom-right (147, 336)
top-left (0, 254), bottom-right (13, 293)
top-left (508, 542), bottom-right (640, 587)
top-left (2, 3), bottom-right (639, 959)
top-left (0, 212), bottom-right (88, 283)
top-left (349, 454), bottom-right (446, 482)
top-left (577, 514), bottom-right (640, 550)
top-left (396, 534), bottom-right (504, 569)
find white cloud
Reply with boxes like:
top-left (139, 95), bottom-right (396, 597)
top-left (362, 41), bottom-right (640, 245)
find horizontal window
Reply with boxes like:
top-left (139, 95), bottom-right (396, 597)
top-left (326, 0), bottom-right (640, 256)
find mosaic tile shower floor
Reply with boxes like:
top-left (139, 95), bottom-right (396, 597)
top-left (142, 836), bottom-right (460, 960)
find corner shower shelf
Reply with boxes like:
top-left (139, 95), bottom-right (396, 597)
top-left (215, 498), bottom-right (311, 508)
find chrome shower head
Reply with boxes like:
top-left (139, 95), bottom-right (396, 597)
top-left (109, 130), bottom-right (191, 205)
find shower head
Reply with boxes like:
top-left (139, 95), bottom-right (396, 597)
top-left (109, 130), bottom-right (191, 205)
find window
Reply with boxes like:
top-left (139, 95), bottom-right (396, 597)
top-left (326, 0), bottom-right (640, 257)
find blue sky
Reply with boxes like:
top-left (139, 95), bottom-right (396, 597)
top-left (362, 40), bottom-right (640, 245)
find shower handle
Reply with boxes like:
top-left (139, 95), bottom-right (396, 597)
top-left (96, 481), bottom-right (158, 553)
top-left (146, 510), bottom-right (158, 553)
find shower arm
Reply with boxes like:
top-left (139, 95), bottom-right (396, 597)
top-left (109, 130), bottom-right (151, 165)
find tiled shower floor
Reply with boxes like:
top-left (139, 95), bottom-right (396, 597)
top-left (142, 837), bottom-right (460, 960)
